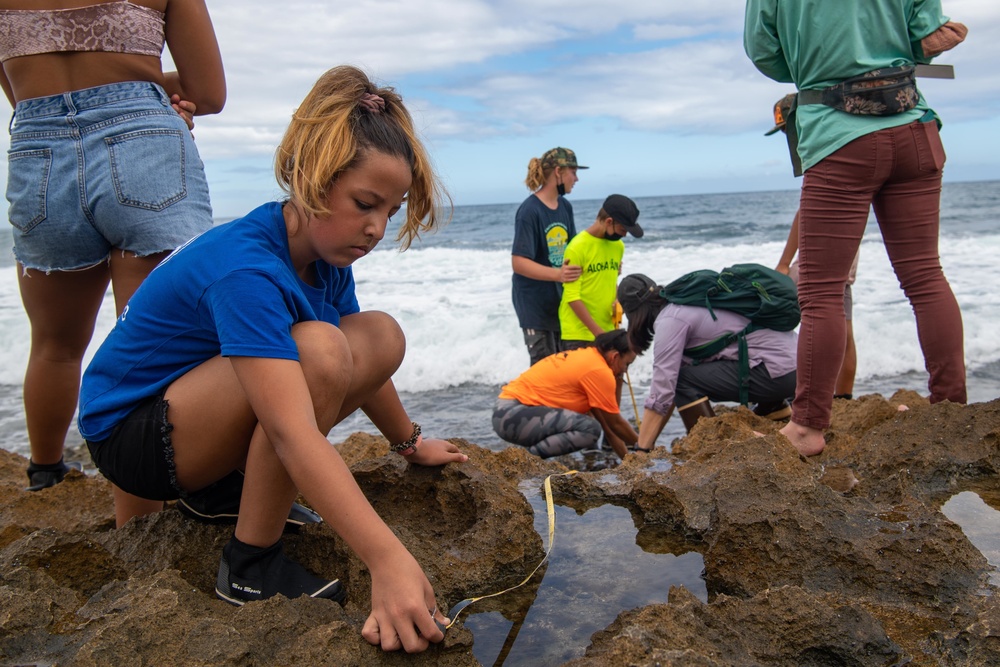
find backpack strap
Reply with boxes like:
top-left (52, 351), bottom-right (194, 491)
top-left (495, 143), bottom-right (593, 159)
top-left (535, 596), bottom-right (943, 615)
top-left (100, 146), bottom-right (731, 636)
top-left (683, 331), bottom-right (737, 361)
top-left (682, 323), bottom-right (760, 406)
top-left (735, 323), bottom-right (764, 406)
top-left (702, 293), bottom-right (718, 321)
top-left (737, 330), bottom-right (752, 406)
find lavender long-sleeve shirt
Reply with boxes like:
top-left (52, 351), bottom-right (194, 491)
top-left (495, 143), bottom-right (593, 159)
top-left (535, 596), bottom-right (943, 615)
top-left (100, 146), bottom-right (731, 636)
top-left (644, 304), bottom-right (798, 415)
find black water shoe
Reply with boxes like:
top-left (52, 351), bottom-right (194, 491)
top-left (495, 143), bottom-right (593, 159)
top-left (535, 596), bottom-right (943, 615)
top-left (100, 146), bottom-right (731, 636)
top-left (177, 470), bottom-right (322, 529)
top-left (215, 537), bottom-right (345, 606)
top-left (26, 458), bottom-right (83, 492)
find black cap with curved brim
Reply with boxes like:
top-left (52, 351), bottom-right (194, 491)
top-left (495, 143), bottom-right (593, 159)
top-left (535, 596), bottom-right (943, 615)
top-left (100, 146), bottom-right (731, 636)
top-left (617, 273), bottom-right (657, 314)
top-left (602, 194), bottom-right (643, 238)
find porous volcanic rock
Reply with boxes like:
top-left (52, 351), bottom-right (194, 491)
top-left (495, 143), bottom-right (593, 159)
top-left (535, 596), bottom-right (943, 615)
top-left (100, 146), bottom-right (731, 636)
top-left (0, 434), bottom-right (550, 666)
top-left (553, 394), bottom-right (1000, 666)
top-left (2, 395), bottom-right (1000, 666)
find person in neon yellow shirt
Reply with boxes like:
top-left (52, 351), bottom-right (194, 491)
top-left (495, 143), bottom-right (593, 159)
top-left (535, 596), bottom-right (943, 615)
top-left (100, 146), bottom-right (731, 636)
top-left (559, 194), bottom-right (642, 349)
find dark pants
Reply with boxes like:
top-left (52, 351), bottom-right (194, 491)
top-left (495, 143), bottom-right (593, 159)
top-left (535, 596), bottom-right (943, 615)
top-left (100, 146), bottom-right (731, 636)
top-left (675, 361), bottom-right (796, 408)
top-left (522, 328), bottom-right (562, 366)
top-left (795, 119), bottom-right (966, 430)
top-left (86, 391), bottom-right (181, 500)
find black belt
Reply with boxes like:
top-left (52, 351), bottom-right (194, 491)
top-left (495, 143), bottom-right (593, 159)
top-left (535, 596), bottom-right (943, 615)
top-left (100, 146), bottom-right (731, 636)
top-left (785, 64), bottom-right (954, 177)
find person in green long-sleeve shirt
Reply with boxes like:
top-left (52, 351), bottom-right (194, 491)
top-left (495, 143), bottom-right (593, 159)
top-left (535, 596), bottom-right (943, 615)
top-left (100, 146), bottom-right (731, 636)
top-left (744, 0), bottom-right (968, 457)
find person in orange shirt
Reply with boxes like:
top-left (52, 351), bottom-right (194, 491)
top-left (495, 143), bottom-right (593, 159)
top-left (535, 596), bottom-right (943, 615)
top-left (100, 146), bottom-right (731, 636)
top-left (492, 329), bottom-right (639, 459)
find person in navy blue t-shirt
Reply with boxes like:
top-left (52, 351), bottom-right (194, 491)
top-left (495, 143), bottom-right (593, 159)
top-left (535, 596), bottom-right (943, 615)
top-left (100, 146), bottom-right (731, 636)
top-left (79, 65), bottom-right (464, 653)
top-left (511, 146), bottom-right (587, 365)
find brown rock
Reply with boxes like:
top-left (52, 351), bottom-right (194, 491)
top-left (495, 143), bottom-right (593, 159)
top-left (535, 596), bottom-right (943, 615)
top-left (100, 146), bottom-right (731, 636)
top-left (566, 585), bottom-right (904, 666)
top-left (1, 396), bottom-right (999, 665)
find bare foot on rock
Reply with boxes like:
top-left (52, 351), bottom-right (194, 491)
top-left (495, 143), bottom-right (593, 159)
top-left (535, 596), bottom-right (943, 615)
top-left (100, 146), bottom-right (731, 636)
top-left (779, 421), bottom-right (825, 457)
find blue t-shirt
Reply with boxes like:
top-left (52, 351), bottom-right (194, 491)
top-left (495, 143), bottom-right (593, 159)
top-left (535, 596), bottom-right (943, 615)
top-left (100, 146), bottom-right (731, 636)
top-left (78, 201), bottom-right (360, 441)
top-left (511, 194), bottom-right (576, 331)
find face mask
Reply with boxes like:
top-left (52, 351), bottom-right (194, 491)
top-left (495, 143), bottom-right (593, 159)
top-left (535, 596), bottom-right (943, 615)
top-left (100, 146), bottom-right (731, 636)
top-left (604, 232), bottom-right (624, 241)
top-left (556, 182), bottom-right (566, 196)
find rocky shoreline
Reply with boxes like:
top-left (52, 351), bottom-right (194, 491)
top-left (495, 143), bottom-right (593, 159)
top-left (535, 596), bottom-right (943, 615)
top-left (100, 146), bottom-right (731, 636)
top-left (2, 391), bottom-right (999, 666)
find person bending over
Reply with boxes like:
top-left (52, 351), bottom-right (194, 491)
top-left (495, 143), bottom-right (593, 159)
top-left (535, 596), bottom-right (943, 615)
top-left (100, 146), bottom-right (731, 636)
top-left (617, 274), bottom-right (797, 452)
top-left (492, 329), bottom-right (639, 459)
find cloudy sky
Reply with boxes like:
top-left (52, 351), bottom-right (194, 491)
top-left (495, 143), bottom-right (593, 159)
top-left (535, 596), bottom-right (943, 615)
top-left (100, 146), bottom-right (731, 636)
top-left (5, 0), bottom-right (1000, 217)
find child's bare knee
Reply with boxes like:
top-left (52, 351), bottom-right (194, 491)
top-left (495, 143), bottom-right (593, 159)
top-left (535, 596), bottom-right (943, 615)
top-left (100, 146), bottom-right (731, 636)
top-left (292, 321), bottom-right (353, 383)
top-left (367, 312), bottom-right (404, 356)
top-left (341, 311), bottom-right (405, 362)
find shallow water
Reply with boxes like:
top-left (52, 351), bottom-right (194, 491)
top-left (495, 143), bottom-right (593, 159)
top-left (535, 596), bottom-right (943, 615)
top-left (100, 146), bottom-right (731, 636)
top-left (460, 477), bottom-right (706, 666)
top-left (941, 490), bottom-right (1000, 588)
top-left (456, 478), bottom-right (1000, 666)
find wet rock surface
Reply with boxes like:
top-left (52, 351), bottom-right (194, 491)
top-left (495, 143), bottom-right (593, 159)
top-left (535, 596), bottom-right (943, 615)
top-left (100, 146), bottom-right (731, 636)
top-left (2, 394), bottom-right (1000, 666)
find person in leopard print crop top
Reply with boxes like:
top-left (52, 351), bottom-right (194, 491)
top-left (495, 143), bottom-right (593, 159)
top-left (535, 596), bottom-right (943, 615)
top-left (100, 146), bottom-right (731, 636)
top-left (0, 1), bottom-right (226, 504)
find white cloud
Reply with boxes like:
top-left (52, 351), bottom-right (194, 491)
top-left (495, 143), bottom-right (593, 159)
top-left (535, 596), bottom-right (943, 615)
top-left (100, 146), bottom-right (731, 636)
top-left (454, 40), bottom-right (770, 134)
top-left (1, 0), bottom-right (998, 211)
top-left (209, 0), bottom-right (565, 76)
top-left (634, 24), bottom-right (720, 41)
top-left (189, 0), bottom-right (1000, 156)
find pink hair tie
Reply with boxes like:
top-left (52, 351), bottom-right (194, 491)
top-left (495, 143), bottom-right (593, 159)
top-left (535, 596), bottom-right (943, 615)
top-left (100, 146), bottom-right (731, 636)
top-left (360, 93), bottom-right (385, 114)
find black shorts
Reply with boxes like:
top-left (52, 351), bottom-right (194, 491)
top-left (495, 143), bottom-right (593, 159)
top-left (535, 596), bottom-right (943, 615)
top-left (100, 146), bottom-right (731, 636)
top-left (86, 391), bottom-right (181, 501)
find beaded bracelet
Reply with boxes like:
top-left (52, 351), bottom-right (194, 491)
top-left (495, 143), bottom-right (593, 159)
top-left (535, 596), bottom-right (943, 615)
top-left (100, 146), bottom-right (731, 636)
top-left (390, 422), bottom-right (422, 456)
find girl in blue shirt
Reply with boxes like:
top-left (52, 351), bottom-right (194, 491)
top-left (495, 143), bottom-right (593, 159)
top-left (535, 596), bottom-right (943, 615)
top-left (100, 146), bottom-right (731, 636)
top-left (79, 65), bottom-right (465, 653)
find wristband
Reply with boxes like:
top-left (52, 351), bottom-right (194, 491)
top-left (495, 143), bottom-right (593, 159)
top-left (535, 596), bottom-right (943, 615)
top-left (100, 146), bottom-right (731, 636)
top-left (390, 422), bottom-right (422, 455)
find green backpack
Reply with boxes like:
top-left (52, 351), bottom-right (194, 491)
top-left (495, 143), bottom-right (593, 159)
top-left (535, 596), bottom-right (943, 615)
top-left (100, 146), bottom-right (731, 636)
top-left (660, 263), bottom-right (800, 405)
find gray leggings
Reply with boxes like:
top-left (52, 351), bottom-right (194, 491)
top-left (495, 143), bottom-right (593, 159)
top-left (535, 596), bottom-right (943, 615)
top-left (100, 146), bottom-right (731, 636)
top-left (492, 398), bottom-right (601, 458)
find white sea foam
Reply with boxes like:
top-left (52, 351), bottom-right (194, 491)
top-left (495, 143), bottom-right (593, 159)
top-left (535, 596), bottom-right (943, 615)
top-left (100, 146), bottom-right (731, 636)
top-left (0, 228), bottom-right (997, 397)
top-left (352, 230), bottom-right (1000, 397)
top-left (0, 183), bottom-right (997, 457)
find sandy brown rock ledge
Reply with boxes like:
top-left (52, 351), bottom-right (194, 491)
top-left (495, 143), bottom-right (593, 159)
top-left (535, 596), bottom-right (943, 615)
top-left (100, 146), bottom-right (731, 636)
top-left (2, 392), bottom-right (1000, 666)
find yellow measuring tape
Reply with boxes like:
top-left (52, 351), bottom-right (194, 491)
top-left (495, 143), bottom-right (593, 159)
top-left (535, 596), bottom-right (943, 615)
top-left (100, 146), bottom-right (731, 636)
top-left (442, 470), bottom-right (578, 629)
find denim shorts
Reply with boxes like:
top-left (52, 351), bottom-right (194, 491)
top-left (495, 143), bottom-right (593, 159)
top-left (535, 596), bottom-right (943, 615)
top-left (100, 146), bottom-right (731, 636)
top-left (6, 81), bottom-right (213, 271)
top-left (86, 390), bottom-right (182, 501)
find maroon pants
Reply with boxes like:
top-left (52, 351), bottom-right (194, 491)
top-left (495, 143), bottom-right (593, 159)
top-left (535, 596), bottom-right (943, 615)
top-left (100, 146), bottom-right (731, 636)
top-left (793, 119), bottom-right (966, 430)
